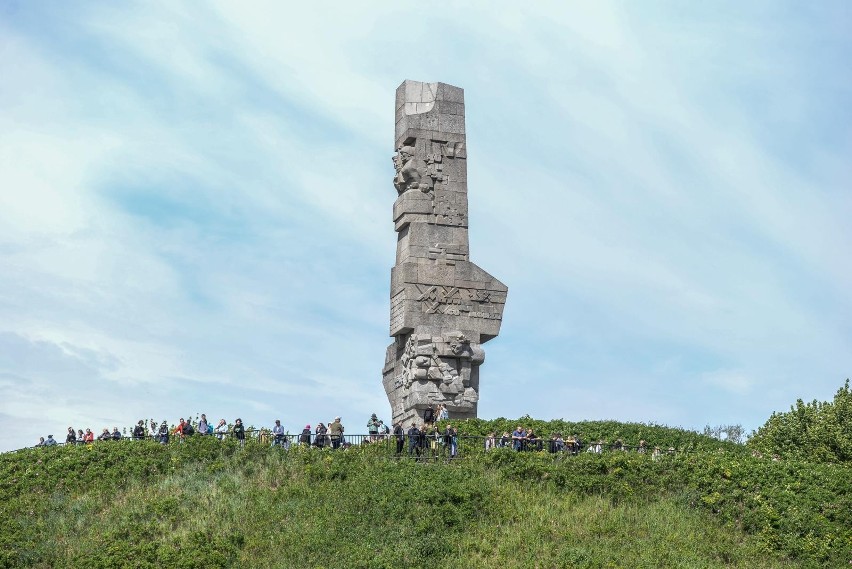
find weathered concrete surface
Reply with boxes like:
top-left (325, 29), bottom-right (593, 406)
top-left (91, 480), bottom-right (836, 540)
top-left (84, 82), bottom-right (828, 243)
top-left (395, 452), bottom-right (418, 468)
top-left (383, 80), bottom-right (507, 426)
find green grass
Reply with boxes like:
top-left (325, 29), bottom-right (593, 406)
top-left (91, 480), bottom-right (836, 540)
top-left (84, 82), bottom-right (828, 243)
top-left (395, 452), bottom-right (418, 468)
top-left (2, 422), bottom-right (850, 568)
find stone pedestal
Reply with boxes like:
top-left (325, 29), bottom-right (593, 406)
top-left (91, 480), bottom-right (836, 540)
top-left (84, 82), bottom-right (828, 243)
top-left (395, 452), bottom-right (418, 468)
top-left (383, 80), bottom-right (507, 426)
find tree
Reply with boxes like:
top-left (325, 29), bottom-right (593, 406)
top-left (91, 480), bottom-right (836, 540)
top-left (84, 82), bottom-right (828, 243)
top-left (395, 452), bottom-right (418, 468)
top-left (748, 379), bottom-right (852, 462)
top-left (702, 424), bottom-right (745, 444)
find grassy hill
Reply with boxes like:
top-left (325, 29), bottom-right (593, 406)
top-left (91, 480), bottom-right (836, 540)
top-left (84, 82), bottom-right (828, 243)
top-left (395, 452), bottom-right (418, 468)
top-left (2, 420), bottom-right (850, 568)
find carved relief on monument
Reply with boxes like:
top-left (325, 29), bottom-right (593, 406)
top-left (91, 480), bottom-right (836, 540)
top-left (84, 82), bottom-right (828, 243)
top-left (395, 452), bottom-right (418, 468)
top-left (389, 289), bottom-right (406, 335)
top-left (394, 331), bottom-right (483, 412)
top-left (392, 144), bottom-right (433, 195)
top-left (426, 243), bottom-right (468, 264)
top-left (433, 190), bottom-right (467, 226)
top-left (415, 284), bottom-right (504, 319)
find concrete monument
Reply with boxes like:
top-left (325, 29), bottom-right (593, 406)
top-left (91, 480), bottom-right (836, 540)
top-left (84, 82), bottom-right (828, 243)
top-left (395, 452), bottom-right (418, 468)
top-left (383, 80), bottom-right (507, 425)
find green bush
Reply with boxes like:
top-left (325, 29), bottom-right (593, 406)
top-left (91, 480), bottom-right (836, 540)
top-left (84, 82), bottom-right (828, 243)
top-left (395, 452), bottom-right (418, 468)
top-left (2, 424), bottom-right (850, 568)
top-left (748, 379), bottom-right (852, 463)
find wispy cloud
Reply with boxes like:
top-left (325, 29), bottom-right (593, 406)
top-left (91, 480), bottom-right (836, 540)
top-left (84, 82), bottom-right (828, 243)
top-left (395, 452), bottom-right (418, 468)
top-left (0, 1), bottom-right (850, 450)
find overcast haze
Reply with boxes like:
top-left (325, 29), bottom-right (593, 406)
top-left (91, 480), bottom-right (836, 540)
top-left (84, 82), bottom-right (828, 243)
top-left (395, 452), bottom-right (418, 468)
top-left (1, 1), bottom-right (850, 451)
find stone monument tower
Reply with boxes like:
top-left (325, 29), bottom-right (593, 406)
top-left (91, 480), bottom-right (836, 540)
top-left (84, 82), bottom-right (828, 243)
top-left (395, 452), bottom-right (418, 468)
top-left (382, 80), bottom-right (507, 425)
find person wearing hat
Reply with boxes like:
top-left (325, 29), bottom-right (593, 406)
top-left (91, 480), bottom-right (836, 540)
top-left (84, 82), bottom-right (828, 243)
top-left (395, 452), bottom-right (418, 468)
top-left (300, 424), bottom-right (311, 446)
top-left (45, 434), bottom-right (58, 446)
top-left (367, 414), bottom-right (380, 442)
top-left (157, 421), bottom-right (170, 444)
top-left (329, 417), bottom-right (344, 449)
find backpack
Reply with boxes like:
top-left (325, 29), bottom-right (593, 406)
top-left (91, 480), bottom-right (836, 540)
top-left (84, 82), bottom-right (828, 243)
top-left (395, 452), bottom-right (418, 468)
top-left (184, 424), bottom-right (195, 436)
top-left (207, 424), bottom-right (214, 435)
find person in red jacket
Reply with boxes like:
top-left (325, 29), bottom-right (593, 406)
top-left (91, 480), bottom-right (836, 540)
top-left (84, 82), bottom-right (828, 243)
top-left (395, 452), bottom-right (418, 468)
top-left (173, 418), bottom-right (186, 441)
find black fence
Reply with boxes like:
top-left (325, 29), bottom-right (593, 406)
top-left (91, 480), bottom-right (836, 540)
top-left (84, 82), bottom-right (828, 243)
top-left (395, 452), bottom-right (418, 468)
top-left (22, 430), bottom-right (677, 460)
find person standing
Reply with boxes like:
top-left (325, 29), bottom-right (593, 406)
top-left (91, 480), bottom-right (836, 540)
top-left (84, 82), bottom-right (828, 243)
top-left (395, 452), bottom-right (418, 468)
top-left (272, 419), bottom-right (286, 448)
top-left (367, 414), bottom-right (380, 442)
top-left (443, 424), bottom-right (455, 458)
top-left (485, 431), bottom-right (496, 451)
top-left (215, 419), bottom-right (228, 440)
top-left (393, 421), bottom-right (404, 454)
top-left (329, 417), bottom-right (344, 449)
top-left (315, 423), bottom-right (327, 448)
top-left (132, 421), bottom-right (145, 441)
top-left (173, 418), bottom-right (186, 442)
top-left (158, 422), bottom-right (169, 444)
top-left (198, 414), bottom-right (209, 436)
top-left (407, 422), bottom-right (421, 457)
top-left (232, 418), bottom-right (246, 447)
top-left (512, 426), bottom-right (526, 452)
top-left (299, 425), bottom-right (311, 446)
top-left (438, 404), bottom-right (449, 421)
top-left (233, 418), bottom-right (246, 447)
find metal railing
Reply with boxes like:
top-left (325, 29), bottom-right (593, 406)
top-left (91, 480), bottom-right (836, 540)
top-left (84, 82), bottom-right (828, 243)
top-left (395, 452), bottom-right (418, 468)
top-left (19, 431), bottom-right (679, 460)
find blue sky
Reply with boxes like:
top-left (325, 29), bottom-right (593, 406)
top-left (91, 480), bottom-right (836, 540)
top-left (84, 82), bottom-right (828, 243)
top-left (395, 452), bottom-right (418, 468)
top-left (1, 1), bottom-right (850, 451)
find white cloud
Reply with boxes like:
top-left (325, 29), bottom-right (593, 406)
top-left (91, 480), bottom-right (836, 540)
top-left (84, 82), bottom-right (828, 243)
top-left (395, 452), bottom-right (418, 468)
top-left (1, 2), bottom-right (850, 450)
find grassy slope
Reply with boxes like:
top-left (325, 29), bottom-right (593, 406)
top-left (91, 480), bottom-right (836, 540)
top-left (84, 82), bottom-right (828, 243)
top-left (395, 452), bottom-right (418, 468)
top-left (2, 421), bottom-right (850, 568)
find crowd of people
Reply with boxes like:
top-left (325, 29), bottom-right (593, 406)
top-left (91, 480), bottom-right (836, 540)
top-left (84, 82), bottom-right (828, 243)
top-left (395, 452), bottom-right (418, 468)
top-left (34, 413), bottom-right (392, 450)
top-left (31, 409), bottom-right (670, 460)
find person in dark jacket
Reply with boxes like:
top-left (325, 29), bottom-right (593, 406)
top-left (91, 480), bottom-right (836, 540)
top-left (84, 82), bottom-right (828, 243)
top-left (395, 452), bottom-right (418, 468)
top-left (111, 427), bottom-right (122, 441)
top-left (407, 423), bottom-right (421, 457)
top-left (158, 421), bottom-right (170, 444)
top-left (233, 418), bottom-right (246, 447)
top-left (299, 425), bottom-right (311, 446)
top-left (446, 426), bottom-right (458, 458)
top-left (393, 422), bottom-right (404, 454)
top-left (132, 421), bottom-right (146, 441)
top-left (314, 423), bottom-right (327, 448)
top-left (66, 427), bottom-right (77, 445)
